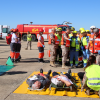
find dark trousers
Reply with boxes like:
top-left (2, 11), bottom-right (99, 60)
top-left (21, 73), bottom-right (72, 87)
top-left (78, 72), bottom-right (85, 80)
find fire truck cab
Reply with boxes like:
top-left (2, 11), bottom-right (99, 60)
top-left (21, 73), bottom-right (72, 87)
top-left (0, 25), bottom-right (10, 39)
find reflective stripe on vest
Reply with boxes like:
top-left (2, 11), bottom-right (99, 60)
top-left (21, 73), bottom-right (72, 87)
top-left (88, 78), bottom-right (100, 80)
top-left (88, 82), bottom-right (100, 85)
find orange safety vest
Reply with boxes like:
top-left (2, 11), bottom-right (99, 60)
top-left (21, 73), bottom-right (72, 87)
top-left (48, 33), bottom-right (59, 45)
top-left (37, 35), bottom-right (44, 47)
top-left (89, 34), bottom-right (100, 53)
top-left (87, 34), bottom-right (91, 37)
top-left (61, 33), bottom-right (70, 47)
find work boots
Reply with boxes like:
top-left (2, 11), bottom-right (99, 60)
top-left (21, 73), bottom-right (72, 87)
top-left (50, 61), bottom-right (57, 67)
top-left (62, 63), bottom-right (69, 69)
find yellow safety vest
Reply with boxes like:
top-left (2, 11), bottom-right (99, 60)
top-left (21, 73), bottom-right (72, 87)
top-left (70, 36), bottom-right (80, 51)
top-left (27, 34), bottom-right (32, 41)
top-left (81, 36), bottom-right (90, 46)
top-left (85, 64), bottom-right (100, 91)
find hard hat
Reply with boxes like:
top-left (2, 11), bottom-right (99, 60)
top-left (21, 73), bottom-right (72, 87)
top-left (79, 28), bottom-right (85, 31)
top-left (90, 26), bottom-right (96, 29)
top-left (81, 30), bottom-right (86, 34)
top-left (13, 29), bottom-right (18, 33)
top-left (55, 27), bottom-right (58, 31)
top-left (86, 30), bottom-right (90, 33)
top-left (73, 31), bottom-right (77, 34)
top-left (57, 28), bottom-right (62, 32)
top-left (39, 29), bottom-right (44, 32)
top-left (71, 27), bottom-right (75, 31)
top-left (10, 28), bottom-right (14, 32)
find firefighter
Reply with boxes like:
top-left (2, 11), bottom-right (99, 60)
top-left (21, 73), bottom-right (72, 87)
top-left (48, 28), bottom-right (59, 67)
top-left (88, 28), bottom-right (100, 65)
top-left (55, 28), bottom-right (62, 64)
top-left (81, 30), bottom-right (90, 67)
top-left (86, 30), bottom-right (91, 37)
top-left (70, 31), bottom-right (80, 68)
top-left (25, 31), bottom-right (32, 50)
top-left (61, 27), bottom-right (71, 69)
top-left (10, 29), bottom-right (18, 62)
top-left (15, 32), bottom-right (21, 62)
top-left (37, 29), bottom-right (45, 63)
top-left (90, 26), bottom-right (96, 35)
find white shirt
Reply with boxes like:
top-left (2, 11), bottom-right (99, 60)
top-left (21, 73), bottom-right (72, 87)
top-left (51, 76), bottom-right (73, 85)
top-left (11, 33), bottom-right (17, 43)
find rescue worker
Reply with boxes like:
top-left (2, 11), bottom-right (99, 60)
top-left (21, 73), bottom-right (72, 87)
top-left (90, 26), bottom-right (96, 35)
top-left (25, 31), bottom-right (32, 50)
top-left (61, 27), bottom-right (71, 69)
top-left (70, 31), bottom-right (80, 68)
top-left (15, 32), bottom-right (21, 62)
top-left (10, 29), bottom-right (18, 62)
top-left (81, 55), bottom-right (100, 97)
top-left (86, 30), bottom-right (91, 37)
top-left (55, 28), bottom-right (62, 64)
top-left (88, 28), bottom-right (100, 65)
top-left (48, 28), bottom-right (58, 67)
top-left (69, 27), bottom-right (75, 38)
top-left (37, 29), bottom-right (45, 63)
top-left (81, 30), bottom-right (90, 67)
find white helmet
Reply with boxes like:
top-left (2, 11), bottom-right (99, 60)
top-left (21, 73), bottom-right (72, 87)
top-left (90, 26), bottom-right (96, 29)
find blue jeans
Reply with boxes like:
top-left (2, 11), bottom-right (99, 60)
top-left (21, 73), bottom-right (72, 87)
top-left (82, 49), bottom-right (90, 67)
top-left (70, 49), bottom-right (79, 66)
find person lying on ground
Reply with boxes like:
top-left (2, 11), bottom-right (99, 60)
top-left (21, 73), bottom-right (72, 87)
top-left (26, 68), bottom-right (51, 90)
top-left (51, 69), bottom-right (73, 87)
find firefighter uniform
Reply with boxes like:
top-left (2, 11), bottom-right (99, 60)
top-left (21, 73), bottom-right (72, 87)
top-left (89, 28), bottom-right (100, 65)
top-left (10, 29), bottom-right (18, 62)
top-left (48, 30), bottom-right (59, 67)
top-left (37, 29), bottom-right (45, 63)
top-left (15, 33), bottom-right (21, 62)
top-left (61, 30), bottom-right (70, 69)
top-left (81, 30), bottom-right (90, 67)
top-left (70, 31), bottom-right (80, 68)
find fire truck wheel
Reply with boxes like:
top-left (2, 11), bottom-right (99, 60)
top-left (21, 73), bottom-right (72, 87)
top-left (32, 34), bottom-right (36, 41)
top-left (22, 34), bottom-right (27, 41)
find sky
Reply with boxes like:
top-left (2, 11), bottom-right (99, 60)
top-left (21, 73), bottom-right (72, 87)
top-left (0, 0), bottom-right (100, 31)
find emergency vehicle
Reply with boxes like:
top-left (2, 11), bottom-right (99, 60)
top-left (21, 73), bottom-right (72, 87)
top-left (15, 22), bottom-right (72, 41)
top-left (0, 25), bottom-right (10, 39)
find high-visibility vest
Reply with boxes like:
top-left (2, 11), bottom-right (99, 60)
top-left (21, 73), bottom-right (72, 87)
top-left (70, 36), bottom-right (80, 51)
top-left (27, 34), bottom-right (32, 41)
top-left (85, 64), bottom-right (100, 91)
top-left (6, 34), bottom-right (12, 44)
top-left (37, 35), bottom-right (44, 47)
top-left (48, 33), bottom-right (59, 45)
top-left (81, 36), bottom-right (90, 49)
top-left (89, 34), bottom-right (100, 53)
top-left (61, 33), bottom-right (70, 47)
top-left (87, 34), bottom-right (91, 37)
top-left (56, 34), bottom-right (62, 46)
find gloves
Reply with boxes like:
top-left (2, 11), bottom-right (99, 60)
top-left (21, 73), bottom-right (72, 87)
top-left (86, 49), bottom-right (90, 54)
top-left (98, 50), bottom-right (100, 55)
top-left (42, 45), bottom-right (45, 48)
top-left (57, 39), bottom-right (60, 41)
top-left (81, 46), bottom-right (85, 50)
top-left (68, 39), bottom-right (71, 41)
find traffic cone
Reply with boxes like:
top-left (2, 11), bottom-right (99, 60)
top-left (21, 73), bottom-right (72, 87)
top-left (6, 57), bottom-right (14, 66)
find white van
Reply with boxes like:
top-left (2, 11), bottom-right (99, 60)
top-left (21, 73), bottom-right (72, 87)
top-left (0, 25), bottom-right (10, 39)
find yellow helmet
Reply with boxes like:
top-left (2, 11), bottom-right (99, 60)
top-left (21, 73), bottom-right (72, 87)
top-left (86, 30), bottom-right (90, 33)
top-left (73, 31), bottom-right (77, 34)
top-left (71, 27), bottom-right (75, 31)
top-left (57, 28), bottom-right (62, 32)
top-left (81, 30), bottom-right (86, 34)
top-left (79, 28), bottom-right (85, 31)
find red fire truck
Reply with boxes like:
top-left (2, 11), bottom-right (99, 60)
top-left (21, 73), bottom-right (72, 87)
top-left (15, 22), bottom-right (72, 41)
